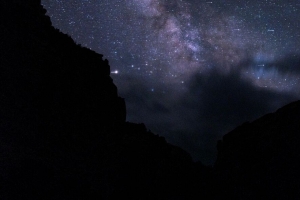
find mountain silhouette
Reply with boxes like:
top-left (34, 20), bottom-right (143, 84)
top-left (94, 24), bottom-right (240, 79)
top-left (215, 100), bottom-right (300, 199)
top-left (1, 0), bottom-right (300, 199)
top-left (0, 1), bottom-right (207, 199)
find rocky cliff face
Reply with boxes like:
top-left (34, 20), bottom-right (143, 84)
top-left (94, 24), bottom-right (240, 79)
top-left (215, 100), bottom-right (300, 199)
top-left (0, 1), bottom-right (205, 199)
top-left (0, 0), bottom-right (125, 128)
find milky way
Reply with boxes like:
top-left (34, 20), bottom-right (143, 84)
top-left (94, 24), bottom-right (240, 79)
top-left (42, 0), bottom-right (300, 164)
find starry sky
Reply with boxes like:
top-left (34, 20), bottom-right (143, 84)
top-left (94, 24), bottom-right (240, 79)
top-left (42, 0), bottom-right (300, 165)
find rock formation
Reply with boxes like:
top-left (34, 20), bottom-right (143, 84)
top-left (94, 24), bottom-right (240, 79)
top-left (0, 1), bottom-right (205, 199)
top-left (215, 100), bottom-right (300, 199)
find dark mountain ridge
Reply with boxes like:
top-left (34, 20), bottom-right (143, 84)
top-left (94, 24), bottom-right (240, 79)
top-left (1, 0), bottom-right (300, 199)
top-left (215, 100), bottom-right (300, 199)
top-left (0, 1), bottom-right (204, 199)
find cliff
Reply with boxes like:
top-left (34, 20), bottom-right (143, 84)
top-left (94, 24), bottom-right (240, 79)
top-left (0, 1), bottom-right (205, 199)
top-left (215, 100), bottom-right (300, 199)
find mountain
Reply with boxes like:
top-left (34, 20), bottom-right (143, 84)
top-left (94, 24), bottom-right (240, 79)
top-left (215, 100), bottom-right (300, 199)
top-left (0, 1), bottom-right (206, 199)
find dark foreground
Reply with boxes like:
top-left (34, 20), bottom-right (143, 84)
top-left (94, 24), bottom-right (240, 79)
top-left (0, 1), bottom-right (300, 199)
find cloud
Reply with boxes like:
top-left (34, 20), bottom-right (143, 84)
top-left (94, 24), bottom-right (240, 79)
top-left (117, 63), bottom-right (299, 165)
top-left (265, 54), bottom-right (300, 74)
top-left (238, 54), bottom-right (300, 94)
top-left (173, 69), bottom-right (298, 164)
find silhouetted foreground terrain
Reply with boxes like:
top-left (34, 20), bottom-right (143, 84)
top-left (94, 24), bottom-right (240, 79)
top-left (215, 100), bottom-right (300, 199)
top-left (0, 1), bottom-right (300, 199)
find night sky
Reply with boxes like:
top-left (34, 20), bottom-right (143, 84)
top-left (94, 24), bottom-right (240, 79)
top-left (42, 0), bottom-right (300, 165)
